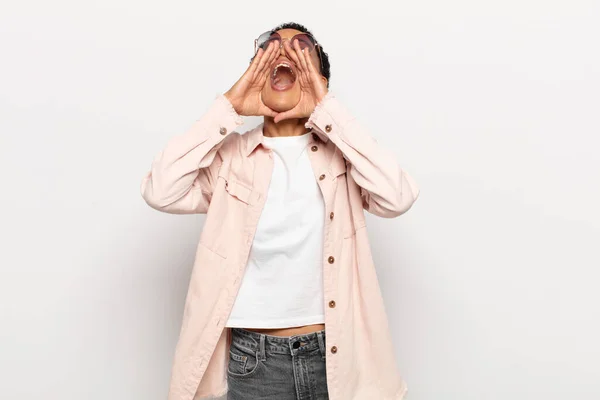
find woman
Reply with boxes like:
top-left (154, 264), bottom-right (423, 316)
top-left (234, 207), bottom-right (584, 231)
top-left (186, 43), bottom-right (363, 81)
top-left (141, 22), bottom-right (419, 400)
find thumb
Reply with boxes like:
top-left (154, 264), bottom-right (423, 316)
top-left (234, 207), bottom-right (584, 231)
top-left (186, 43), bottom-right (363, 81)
top-left (273, 110), bottom-right (294, 124)
top-left (260, 105), bottom-right (278, 118)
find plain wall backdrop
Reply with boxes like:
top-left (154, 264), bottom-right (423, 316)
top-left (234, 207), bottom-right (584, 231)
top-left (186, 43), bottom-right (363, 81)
top-left (1, 1), bottom-right (599, 399)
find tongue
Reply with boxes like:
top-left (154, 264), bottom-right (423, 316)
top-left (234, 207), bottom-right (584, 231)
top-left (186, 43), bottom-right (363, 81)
top-left (274, 69), bottom-right (294, 88)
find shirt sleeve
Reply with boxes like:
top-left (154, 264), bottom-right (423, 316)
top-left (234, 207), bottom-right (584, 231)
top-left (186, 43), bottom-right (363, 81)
top-left (305, 92), bottom-right (419, 218)
top-left (140, 94), bottom-right (244, 214)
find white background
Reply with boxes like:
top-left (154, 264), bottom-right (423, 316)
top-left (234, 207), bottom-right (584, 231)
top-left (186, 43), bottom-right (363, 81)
top-left (1, 1), bottom-right (599, 399)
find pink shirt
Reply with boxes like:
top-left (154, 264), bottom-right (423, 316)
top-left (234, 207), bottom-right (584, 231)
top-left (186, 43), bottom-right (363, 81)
top-left (140, 92), bottom-right (420, 400)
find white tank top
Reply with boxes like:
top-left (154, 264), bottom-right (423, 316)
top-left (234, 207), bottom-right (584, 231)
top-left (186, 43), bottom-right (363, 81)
top-left (225, 131), bottom-right (325, 328)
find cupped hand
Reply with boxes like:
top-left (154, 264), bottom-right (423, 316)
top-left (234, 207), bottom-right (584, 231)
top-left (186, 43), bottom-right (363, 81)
top-left (273, 39), bottom-right (329, 124)
top-left (224, 41), bottom-right (279, 117)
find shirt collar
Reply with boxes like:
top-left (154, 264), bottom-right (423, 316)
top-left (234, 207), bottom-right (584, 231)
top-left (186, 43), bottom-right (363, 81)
top-left (244, 124), bottom-right (328, 157)
top-left (245, 125), bottom-right (264, 157)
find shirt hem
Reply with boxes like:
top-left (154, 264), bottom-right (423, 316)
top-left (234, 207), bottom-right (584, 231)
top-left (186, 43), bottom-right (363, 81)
top-left (225, 314), bottom-right (325, 328)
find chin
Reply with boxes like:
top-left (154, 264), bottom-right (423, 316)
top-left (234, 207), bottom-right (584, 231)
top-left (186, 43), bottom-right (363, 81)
top-left (262, 86), bottom-right (301, 113)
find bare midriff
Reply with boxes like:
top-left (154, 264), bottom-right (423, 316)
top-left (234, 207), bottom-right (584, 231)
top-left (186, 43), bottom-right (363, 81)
top-left (241, 323), bottom-right (325, 337)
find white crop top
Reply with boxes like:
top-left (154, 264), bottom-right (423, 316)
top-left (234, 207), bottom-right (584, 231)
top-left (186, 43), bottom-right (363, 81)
top-left (225, 131), bottom-right (326, 328)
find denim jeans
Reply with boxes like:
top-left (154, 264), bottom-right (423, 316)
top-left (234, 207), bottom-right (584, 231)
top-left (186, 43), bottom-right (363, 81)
top-left (226, 327), bottom-right (329, 400)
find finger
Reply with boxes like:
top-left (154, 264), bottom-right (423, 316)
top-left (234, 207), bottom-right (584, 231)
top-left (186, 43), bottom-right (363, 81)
top-left (261, 41), bottom-right (278, 70)
top-left (274, 110), bottom-right (292, 124)
top-left (303, 49), bottom-right (328, 101)
top-left (265, 43), bottom-right (279, 74)
top-left (252, 42), bottom-right (275, 81)
top-left (283, 40), bottom-right (303, 74)
top-left (257, 45), bottom-right (278, 85)
top-left (295, 43), bottom-right (314, 90)
top-left (273, 103), bottom-right (301, 123)
top-left (260, 42), bottom-right (279, 82)
top-left (283, 40), bottom-right (308, 88)
top-left (297, 64), bottom-right (309, 88)
top-left (303, 47), bottom-right (319, 78)
top-left (251, 42), bottom-right (271, 80)
top-left (259, 105), bottom-right (278, 118)
top-left (246, 47), bottom-right (265, 77)
top-left (293, 39), bottom-right (310, 76)
top-left (298, 46), bottom-right (319, 90)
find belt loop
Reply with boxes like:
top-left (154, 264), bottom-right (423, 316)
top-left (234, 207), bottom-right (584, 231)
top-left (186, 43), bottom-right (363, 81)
top-left (259, 333), bottom-right (266, 361)
top-left (316, 330), bottom-right (326, 358)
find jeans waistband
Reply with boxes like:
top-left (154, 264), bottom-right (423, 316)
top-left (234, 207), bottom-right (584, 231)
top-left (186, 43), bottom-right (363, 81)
top-left (230, 327), bottom-right (327, 358)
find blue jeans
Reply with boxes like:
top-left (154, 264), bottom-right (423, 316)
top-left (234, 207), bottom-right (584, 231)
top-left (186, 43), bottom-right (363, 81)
top-left (227, 327), bottom-right (329, 400)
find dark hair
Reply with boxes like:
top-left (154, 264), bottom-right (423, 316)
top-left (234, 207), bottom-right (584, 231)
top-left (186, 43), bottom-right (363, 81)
top-left (251, 22), bottom-right (331, 88)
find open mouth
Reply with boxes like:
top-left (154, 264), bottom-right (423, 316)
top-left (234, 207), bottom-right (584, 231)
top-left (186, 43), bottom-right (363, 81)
top-left (270, 62), bottom-right (296, 91)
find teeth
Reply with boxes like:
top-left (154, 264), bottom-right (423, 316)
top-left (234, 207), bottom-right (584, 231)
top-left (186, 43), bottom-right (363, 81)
top-left (272, 62), bottom-right (295, 79)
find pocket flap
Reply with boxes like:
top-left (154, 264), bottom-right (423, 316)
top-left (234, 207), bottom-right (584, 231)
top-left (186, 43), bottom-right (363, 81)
top-left (329, 150), bottom-right (347, 178)
top-left (225, 178), bottom-right (260, 205)
top-left (343, 219), bottom-right (366, 238)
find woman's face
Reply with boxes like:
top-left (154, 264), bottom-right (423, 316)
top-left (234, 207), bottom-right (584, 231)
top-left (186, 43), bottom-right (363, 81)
top-left (260, 28), bottom-right (323, 114)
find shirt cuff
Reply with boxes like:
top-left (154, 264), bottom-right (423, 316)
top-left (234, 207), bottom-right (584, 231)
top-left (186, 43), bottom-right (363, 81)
top-left (305, 92), bottom-right (356, 142)
top-left (210, 93), bottom-right (244, 135)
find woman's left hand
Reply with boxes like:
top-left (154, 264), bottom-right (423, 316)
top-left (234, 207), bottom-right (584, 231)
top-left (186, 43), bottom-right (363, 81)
top-left (273, 39), bottom-right (329, 124)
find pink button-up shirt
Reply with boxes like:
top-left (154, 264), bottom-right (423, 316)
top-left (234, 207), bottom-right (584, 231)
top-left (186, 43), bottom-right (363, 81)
top-left (141, 92), bottom-right (419, 400)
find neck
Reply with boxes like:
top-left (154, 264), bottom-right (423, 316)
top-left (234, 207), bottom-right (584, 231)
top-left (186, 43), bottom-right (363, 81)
top-left (263, 116), bottom-right (310, 138)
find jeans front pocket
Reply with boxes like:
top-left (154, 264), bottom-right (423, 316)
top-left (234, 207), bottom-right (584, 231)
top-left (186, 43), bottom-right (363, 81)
top-left (227, 344), bottom-right (261, 378)
top-left (313, 346), bottom-right (326, 362)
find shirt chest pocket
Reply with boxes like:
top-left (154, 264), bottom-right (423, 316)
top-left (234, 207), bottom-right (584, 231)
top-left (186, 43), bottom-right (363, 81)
top-left (217, 165), bottom-right (260, 206)
top-left (224, 178), bottom-right (257, 205)
top-left (199, 170), bottom-right (258, 258)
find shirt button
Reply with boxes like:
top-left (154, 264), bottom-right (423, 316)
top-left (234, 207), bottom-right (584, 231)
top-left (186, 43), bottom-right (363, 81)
top-left (312, 133), bottom-right (319, 141)
top-left (329, 300), bottom-right (336, 308)
top-left (325, 124), bottom-right (332, 133)
top-left (219, 127), bottom-right (227, 135)
top-left (328, 256), bottom-right (335, 264)
top-left (319, 174), bottom-right (326, 181)
top-left (329, 212), bottom-right (334, 220)
top-left (311, 145), bottom-right (318, 152)
top-left (331, 346), bottom-right (338, 354)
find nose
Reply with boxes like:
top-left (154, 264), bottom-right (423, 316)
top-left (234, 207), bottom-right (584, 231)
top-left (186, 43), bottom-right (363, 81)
top-left (277, 39), bottom-right (287, 57)
top-left (278, 38), bottom-right (292, 58)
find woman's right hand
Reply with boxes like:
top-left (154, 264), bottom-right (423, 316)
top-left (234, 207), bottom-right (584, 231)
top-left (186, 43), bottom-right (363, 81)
top-left (224, 41), bottom-right (279, 117)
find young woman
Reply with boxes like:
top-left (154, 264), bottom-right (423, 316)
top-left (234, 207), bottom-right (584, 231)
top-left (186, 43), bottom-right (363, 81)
top-left (141, 22), bottom-right (419, 400)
